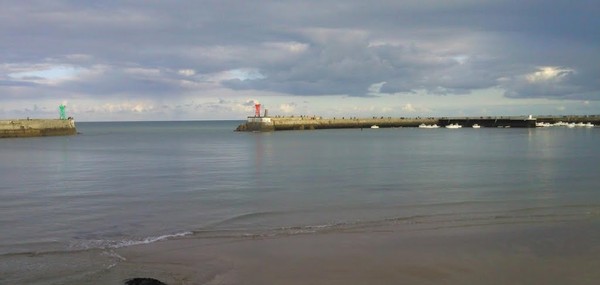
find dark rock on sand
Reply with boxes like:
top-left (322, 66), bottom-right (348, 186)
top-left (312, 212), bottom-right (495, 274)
top-left (124, 278), bottom-right (167, 285)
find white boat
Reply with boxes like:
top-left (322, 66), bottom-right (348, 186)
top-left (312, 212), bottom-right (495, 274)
top-left (472, 124), bottom-right (481, 129)
top-left (536, 122), bottom-right (552, 127)
top-left (567, 123), bottom-right (576, 128)
top-left (419, 124), bottom-right (440, 129)
top-left (585, 122), bottom-right (594, 128)
top-left (553, 121), bottom-right (568, 127)
top-left (445, 123), bottom-right (462, 129)
top-left (370, 125), bottom-right (379, 129)
top-left (575, 122), bottom-right (586, 127)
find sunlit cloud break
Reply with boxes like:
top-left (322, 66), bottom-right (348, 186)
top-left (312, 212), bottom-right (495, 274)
top-left (526, 67), bottom-right (575, 83)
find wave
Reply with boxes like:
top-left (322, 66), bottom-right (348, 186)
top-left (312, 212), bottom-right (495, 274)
top-left (206, 211), bottom-right (286, 228)
top-left (0, 231), bottom-right (193, 258)
top-left (69, 231), bottom-right (193, 250)
top-left (2, 204), bottom-right (597, 258)
top-left (189, 204), bottom-right (600, 240)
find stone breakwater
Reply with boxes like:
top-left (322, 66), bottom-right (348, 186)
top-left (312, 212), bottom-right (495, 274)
top-left (236, 115), bottom-right (600, 131)
top-left (267, 116), bottom-right (438, 130)
top-left (0, 119), bottom-right (77, 138)
top-left (236, 116), bottom-right (438, 131)
top-left (236, 116), bottom-right (527, 131)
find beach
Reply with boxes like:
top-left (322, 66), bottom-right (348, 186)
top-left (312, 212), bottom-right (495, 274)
top-left (65, 220), bottom-right (600, 285)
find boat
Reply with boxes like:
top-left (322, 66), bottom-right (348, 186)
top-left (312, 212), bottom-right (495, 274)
top-left (536, 122), bottom-right (552, 127)
top-left (370, 125), bottom-right (379, 129)
top-left (553, 121), bottom-right (568, 127)
top-left (445, 123), bottom-right (462, 129)
top-left (585, 122), bottom-right (594, 128)
top-left (472, 124), bottom-right (481, 128)
top-left (419, 124), bottom-right (440, 129)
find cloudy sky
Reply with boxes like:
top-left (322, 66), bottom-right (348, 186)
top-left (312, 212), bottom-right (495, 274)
top-left (1, 0), bottom-right (598, 121)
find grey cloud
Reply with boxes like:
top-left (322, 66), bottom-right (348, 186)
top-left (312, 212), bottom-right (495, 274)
top-left (0, 80), bottom-right (39, 87)
top-left (60, 70), bottom-right (183, 98)
top-left (1, 0), bottom-right (598, 102)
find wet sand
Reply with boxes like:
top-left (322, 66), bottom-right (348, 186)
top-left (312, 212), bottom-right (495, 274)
top-left (69, 221), bottom-right (600, 285)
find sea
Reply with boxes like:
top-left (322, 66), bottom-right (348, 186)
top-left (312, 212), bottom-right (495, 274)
top-left (1, 121), bottom-right (599, 283)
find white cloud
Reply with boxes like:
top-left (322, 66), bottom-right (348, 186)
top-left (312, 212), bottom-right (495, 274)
top-left (367, 81), bottom-right (386, 95)
top-left (367, 40), bottom-right (402, 48)
top-left (402, 103), bottom-right (416, 112)
top-left (178, 69), bottom-right (196, 76)
top-left (205, 68), bottom-right (265, 83)
top-left (381, 106), bottom-right (394, 113)
top-left (279, 103), bottom-right (296, 113)
top-left (525, 66), bottom-right (574, 83)
top-left (124, 67), bottom-right (161, 76)
top-left (97, 102), bottom-right (155, 113)
top-left (64, 54), bottom-right (94, 62)
top-left (7, 65), bottom-right (82, 84)
top-left (263, 42), bottom-right (309, 54)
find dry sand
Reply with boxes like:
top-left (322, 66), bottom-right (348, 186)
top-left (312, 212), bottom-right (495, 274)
top-left (66, 220), bottom-right (600, 285)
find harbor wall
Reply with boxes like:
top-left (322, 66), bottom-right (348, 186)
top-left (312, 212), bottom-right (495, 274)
top-left (235, 115), bottom-right (599, 132)
top-left (235, 117), bottom-right (275, 131)
top-left (236, 116), bottom-right (535, 131)
top-left (270, 117), bottom-right (436, 130)
top-left (438, 117), bottom-right (535, 128)
top-left (0, 119), bottom-right (77, 138)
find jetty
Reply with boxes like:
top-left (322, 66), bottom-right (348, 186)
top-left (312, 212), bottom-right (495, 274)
top-left (235, 105), bottom-right (599, 132)
top-left (236, 115), bottom-right (538, 131)
top-left (0, 118), bottom-right (77, 138)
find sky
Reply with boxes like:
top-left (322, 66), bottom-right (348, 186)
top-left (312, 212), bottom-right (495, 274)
top-left (1, 0), bottom-right (599, 121)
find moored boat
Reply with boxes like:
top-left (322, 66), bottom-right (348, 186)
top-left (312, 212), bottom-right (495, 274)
top-left (445, 123), bottom-right (462, 129)
top-left (419, 124), bottom-right (440, 129)
top-left (536, 122), bottom-right (552, 127)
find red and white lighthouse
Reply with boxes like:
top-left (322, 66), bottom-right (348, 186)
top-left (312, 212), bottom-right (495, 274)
top-left (254, 104), bottom-right (261, 117)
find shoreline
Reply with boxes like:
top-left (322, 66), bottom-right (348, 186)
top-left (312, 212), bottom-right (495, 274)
top-left (58, 220), bottom-right (600, 285)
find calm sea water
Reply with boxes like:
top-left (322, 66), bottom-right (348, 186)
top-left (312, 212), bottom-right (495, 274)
top-left (1, 121), bottom-right (599, 266)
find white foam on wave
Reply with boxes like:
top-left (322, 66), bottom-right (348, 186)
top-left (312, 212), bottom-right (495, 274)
top-left (111, 231), bottom-right (193, 248)
top-left (70, 231), bottom-right (193, 251)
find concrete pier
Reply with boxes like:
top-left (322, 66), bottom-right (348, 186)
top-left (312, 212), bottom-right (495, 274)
top-left (235, 117), bottom-right (274, 132)
top-left (269, 117), bottom-right (437, 130)
top-left (437, 116), bottom-right (535, 128)
top-left (236, 115), bottom-right (541, 131)
top-left (0, 119), bottom-right (77, 138)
